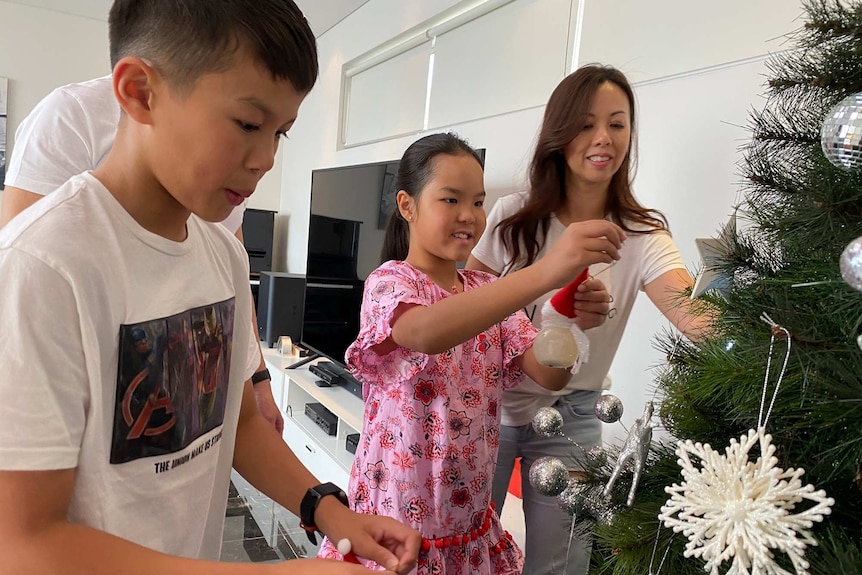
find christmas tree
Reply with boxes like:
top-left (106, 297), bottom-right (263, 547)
top-left (549, 1), bottom-right (862, 573)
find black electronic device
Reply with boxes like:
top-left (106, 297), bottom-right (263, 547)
top-left (305, 361), bottom-right (363, 400)
top-left (258, 272), bottom-right (305, 348)
top-left (304, 402), bottom-right (337, 436)
top-left (345, 433), bottom-right (360, 454)
top-left (242, 208), bottom-right (277, 276)
top-left (309, 362), bottom-right (343, 385)
top-left (301, 149), bottom-right (486, 372)
top-left (340, 373), bottom-right (363, 400)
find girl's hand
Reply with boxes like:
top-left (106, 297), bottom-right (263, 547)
top-left (539, 220), bottom-right (626, 288)
top-left (574, 276), bottom-right (610, 331)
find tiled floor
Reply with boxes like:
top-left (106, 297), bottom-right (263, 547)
top-left (220, 471), bottom-right (320, 563)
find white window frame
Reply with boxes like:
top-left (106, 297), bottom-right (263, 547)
top-left (338, 0), bottom-right (580, 149)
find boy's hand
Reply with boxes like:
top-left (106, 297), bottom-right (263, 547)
top-left (315, 497), bottom-right (420, 574)
top-left (539, 220), bottom-right (626, 289)
top-left (574, 276), bottom-right (611, 331)
top-left (273, 558), bottom-right (398, 574)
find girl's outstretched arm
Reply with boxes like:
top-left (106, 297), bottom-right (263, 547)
top-left (392, 220), bottom-right (626, 354)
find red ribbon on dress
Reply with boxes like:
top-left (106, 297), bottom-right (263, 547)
top-left (418, 502), bottom-right (514, 556)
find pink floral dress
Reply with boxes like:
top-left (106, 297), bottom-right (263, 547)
top-left (317, 261), bottom-right (536, 574)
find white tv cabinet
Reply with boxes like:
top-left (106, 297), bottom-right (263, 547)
top-left (262, 347), bottom-right (362, 488)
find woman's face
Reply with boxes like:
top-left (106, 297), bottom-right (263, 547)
top-left (563, 81), bottom-right (632, 191)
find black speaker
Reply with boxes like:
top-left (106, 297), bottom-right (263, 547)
top-left (257, 272), bottom-right (305, 348)
top-left (242, 208), bottom-right (276, 276)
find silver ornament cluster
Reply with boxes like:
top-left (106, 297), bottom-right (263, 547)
top-left (821, 92), bottom-right (862, 170)
top-left (528, 456), bottom-right (570, 497)
top-left (593, 394), bottom-right (624, 423)
top-left (531, 406), bottom-right (564, 437)
top-left (840, 236), bottom-right (862, 292)
top-left (556, 479), bottom-right (585, 515)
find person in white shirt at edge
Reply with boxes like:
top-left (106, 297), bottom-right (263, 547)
top-left (1, 77), bottom-right (284, 435)
top-left (466, 64), bottom-right (713, 575)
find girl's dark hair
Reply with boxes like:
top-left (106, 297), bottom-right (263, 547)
top-left (109, 0), bottom-right (318, 94)
top-left (497, 64), bottom-right (668, 269)
top-left (380, 133), bottom-right (484, 263)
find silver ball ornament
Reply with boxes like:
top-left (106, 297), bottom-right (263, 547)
top-left (586, 445), bottom-right (607, 465)
top-left (594, 394), bottom-right (624, 424)
top-left (531, 407), bottom-right (564, 437)
top-left (594, 507), bottom-right (617, 526)
top-left (556, 479), bottom-right (586, 515)
top-left (822, 92), bottom-right (862, 170)
top-left (528, 456), bottom-right (570, 497)
top-left (840, 236), bottom-right (862, 292)
top-left (580, 494), bottom-right (613, 524)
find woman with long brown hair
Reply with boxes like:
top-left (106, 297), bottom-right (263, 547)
top-left (466, 64), bottom-right (710, 574)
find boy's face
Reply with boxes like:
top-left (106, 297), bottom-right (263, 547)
top-left (149, 46), bottom-right (306, 223)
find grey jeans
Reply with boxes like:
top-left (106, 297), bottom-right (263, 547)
top-left (491, 390), bottom-right (602, 575)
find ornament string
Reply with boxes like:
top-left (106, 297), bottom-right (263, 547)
top-left (564, 512), bottom-right (577, 570)
top-left (646, 524), bottom-right (672, 575)
top-left (757, 313), bottom-right (791, 429)
top-left (589, 262), bottom-right (617, 318)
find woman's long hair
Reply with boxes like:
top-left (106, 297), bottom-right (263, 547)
top-left (496, 64), bottom-right (668, 269)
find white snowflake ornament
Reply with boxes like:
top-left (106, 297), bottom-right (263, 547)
top-left (659, 428), bottom-right (833, 575)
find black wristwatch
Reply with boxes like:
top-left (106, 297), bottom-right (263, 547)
top-left (251, 368), bottom-right (271, 385)
top-left (299, 482), bottom-right (349, 544)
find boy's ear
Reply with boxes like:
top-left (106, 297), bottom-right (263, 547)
top-left (112, 57), bottom-right (160, 125)
top-left (396, 190), bottom-right (414, 222)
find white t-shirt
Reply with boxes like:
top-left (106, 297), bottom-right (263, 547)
top-left (4, 75), bottom-right (245, 233)
top-left (0, 172), bottom-right (259, 558)
top-left (471, 191), bottom-right (686, 426)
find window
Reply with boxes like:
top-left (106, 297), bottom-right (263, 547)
top-left (340, 0), bottom-right (577, 148)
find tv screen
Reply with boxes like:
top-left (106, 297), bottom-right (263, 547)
top-left (301, 149), bottom-right (486, 369)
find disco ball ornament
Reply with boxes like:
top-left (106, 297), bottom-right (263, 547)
top-left (822, 92), bottom-right (862, 170)
top-left (840, 236), bottom-right (862, 292)
top-left (528, 456), bottom-right (570, 497)
top-left (532, 406), bottom-right (564, 437)
top-left (594, 394), bottom-right (624, 423)
top-left (557, 479), bottom-right (586, 516)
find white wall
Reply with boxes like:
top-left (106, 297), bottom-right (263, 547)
top-left (0, 0), bottom-right (283, 223)
top-left (279, 0), bottom-right (805, 438)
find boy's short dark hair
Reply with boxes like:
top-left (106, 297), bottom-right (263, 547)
top-left (108, 0), bottom-right (318, 94)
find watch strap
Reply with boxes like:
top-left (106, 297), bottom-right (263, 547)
top-left (251, 368), bottom-right (271, 385)
top-left (299, 482), bottom-right (348, 544)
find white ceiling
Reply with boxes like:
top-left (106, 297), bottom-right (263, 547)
top-left (4, 0), bottom-right (369, 37)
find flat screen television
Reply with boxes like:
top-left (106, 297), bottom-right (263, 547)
top-left (298, 148), bottom-right (486, 372)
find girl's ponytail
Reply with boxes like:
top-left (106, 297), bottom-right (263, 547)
top-left (380, 210), bottom-right (410, 263)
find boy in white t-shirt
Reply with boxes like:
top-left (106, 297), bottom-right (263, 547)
top-left (1, 77), bottom-right (284, 435)
top-left (0, 1), bottom-right (419, 574)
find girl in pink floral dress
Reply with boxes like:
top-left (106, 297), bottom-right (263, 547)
top-left (317, 133), bottom-right (625, 574)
